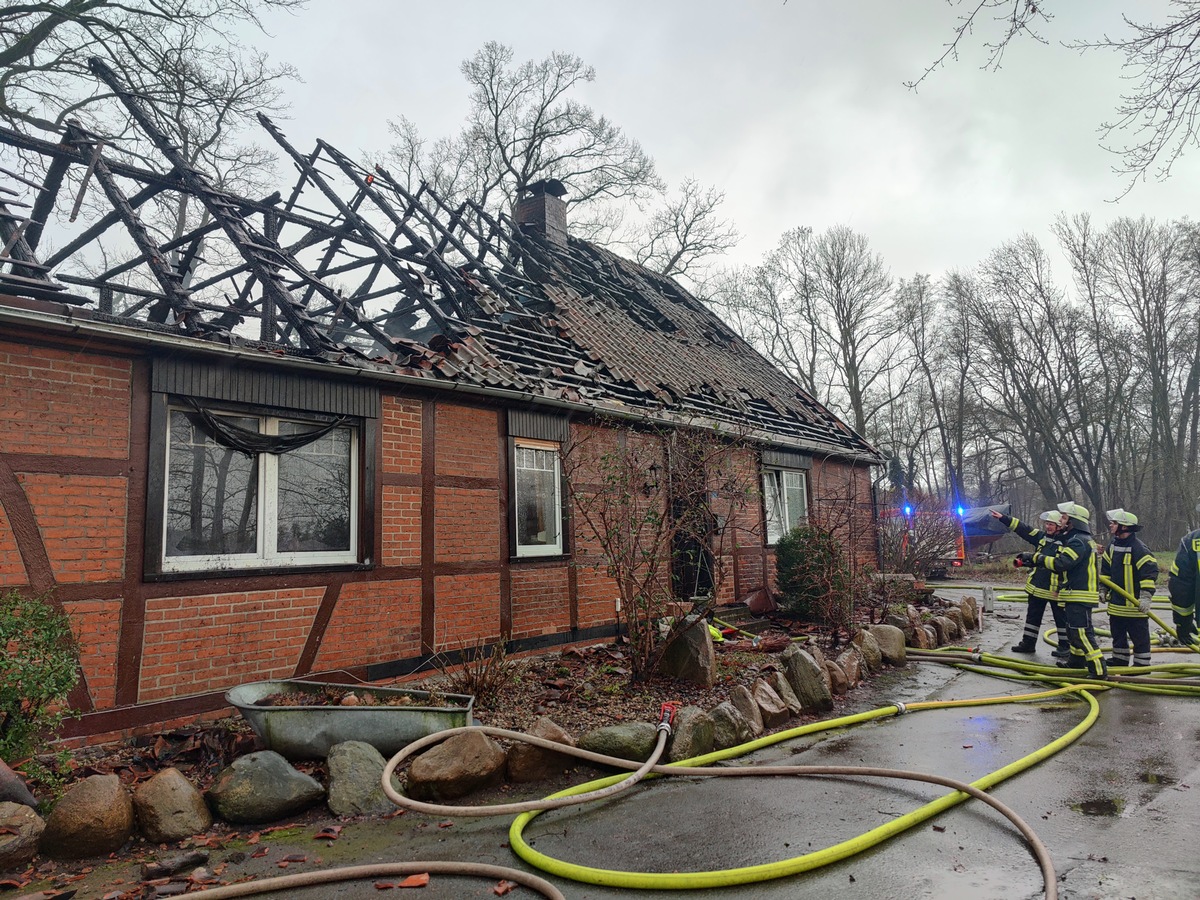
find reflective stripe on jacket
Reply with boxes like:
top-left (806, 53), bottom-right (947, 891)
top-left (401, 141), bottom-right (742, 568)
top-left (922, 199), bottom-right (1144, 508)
top-left (1168, 529), bottom-right (1200, 618)
top-left (1101, 536), bottom-right (1157, 618)
top-left (1036, 528), bottom-right (1099, 604)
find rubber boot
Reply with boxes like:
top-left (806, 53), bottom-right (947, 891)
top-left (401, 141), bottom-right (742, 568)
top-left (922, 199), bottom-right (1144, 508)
top-left (1051, 645), bottom-right (1070, 659)
top-left (1010, 637), bottom-right (1037, 654)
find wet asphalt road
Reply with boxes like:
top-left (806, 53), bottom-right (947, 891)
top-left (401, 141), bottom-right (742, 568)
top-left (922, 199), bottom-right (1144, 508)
top-left (47, 585), bottom-right (1200, 899)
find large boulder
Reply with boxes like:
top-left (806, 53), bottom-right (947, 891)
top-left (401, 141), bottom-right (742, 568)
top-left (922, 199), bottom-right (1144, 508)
top-left (729, 684), bottom-right (765, 737)
top-left (764, 671), bottom-right (803, 717)
top-left (578, 722), bottom-right (659, 764)
top-left (0, 759), bottom-right (37, 809)
top-left (751, 679), bottom-right (791, 729)
top-left (40, 774), bottom-right (133, 859)
top-left (864, 624), bottom-right (907, 665)
top-left (667, 706), bottom-right (714, 763)
top-left (507, 717), bottom-right (577, 783)
top-left (781, 644), bottom-right (833, 712)
top-left (824, 660), bottom-right (849, 695)
top-left (852, 630), bottom-right (883, 673)
top-left (206, 751), bottom-right (324, 824)
top-left (327, 741), bottom-right (400, 817)
top-left (657, 615), bottom-right (716, 687)
top-left (709, 701), bottom-right (753, 751)
top-left (133, 767), bottom-right (212, 843)
top-left (955, 595), bottom-right (980, 630)
top-left (836, 647), bottom-right (864, 687)
top-left (0, 801), bottom-right (44, 871)
top-left (407, 731), bottom-right (506, 802)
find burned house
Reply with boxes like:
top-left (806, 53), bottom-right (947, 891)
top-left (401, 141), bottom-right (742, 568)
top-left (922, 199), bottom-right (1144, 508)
top-left (0, 62), bottom-right (880, 742)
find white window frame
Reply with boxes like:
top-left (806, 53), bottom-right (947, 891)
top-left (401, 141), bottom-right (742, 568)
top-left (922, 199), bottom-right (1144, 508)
top-left (513, 438), bottom-right (563, 558)
top-left (161, 407), bottom-right (359, 573)
top-left (763, 466), bottom-right (809, 545)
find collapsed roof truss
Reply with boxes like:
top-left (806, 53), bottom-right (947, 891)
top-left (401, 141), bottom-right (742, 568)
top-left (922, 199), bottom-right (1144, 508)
top-left (0, 58), bottom-right (550, 365)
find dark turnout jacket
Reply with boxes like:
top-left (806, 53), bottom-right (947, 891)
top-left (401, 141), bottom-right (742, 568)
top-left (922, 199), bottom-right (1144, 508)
top-left (1034, 525), bottom-right (1100, 604)
top-left (1169, 528), bottom-right (1200, 617)
top-left (1101, 535), bottom-right (1158, 617)
top-left (997, 514), bottom-right (1060, 600)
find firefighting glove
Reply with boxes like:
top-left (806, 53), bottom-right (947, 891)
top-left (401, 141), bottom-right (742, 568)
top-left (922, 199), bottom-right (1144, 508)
top-left (1014, 552), bottom-right (1034, 568)
top-left (1138, 590), bottom-right (1153, 614)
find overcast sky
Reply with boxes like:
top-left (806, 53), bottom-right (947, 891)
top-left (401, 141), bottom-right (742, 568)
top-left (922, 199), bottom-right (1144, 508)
top-left (249, 0), bottom-right (1193, 282)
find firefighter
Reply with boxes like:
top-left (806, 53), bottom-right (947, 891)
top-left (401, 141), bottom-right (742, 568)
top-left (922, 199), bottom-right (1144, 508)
top-left (991, 508), bottom-right (1068, 657)
top-left (1028, 501), bottom-right (1105, 677)
top-left (1099, 509), bottom-right (1158, 668)
top-left (1168, 524), bottom-right (1200, 648)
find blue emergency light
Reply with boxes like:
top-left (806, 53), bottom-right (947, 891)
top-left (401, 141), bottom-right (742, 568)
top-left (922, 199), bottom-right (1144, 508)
top-left (903, 504), bottom-right (913, 516)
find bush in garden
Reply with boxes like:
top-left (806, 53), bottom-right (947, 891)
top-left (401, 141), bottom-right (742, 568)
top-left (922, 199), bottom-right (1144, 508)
top-left (0, 590), bottom-right (79, 762)
top-left (775, 524), bottom-right (852, 629)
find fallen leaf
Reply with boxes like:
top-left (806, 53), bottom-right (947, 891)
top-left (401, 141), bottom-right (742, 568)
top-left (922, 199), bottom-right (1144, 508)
top-left (280, 854), bottom-right (307, 863)
top-left (313, 826), bottom-right (342, 841)
top-left (374, 883), bottom-right (395, 890)
top-left (493, 879), bottom-right (517, 895)
top-left (932, 825), bottom-right (946, 833)
top-left (246, 833), bottom-right (260, 845)
top-left (397, 874), bottom-right (430, 888)
top-left (962, 744), bottom-right (973, 749)
top-left (249, 848), bottom-right (268, 859)
top-left (437, 820), bottom-right (454, 829)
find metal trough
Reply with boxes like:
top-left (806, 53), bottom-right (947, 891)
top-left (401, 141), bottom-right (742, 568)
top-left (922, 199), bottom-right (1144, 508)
top-left (226, 679), bottom-right (474, 760)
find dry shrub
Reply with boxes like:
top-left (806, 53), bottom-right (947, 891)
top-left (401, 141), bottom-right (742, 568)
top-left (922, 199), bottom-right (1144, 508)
top-left (428, 639), bottom-right (515, 709)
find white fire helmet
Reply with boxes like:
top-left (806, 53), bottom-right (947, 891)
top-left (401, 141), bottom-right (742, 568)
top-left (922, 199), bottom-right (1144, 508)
top-left (1106, 508), bottom-right (1141, 531)
top-left (1056, 501), bottom-right (1091, 526)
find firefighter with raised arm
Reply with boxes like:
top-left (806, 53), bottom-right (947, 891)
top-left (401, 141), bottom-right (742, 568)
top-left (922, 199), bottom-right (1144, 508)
top-left (1168, 524), bottom-right (1200, 648)
top-left (1026, 501), bottom-right (1105, 677)
top-left (1099, 508), bottom-right (1158, 668)
top-left (991, 507), bottom-right (1068, 658)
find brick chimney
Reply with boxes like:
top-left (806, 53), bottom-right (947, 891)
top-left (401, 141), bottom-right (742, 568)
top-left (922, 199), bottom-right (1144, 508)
top-left (515, 178), bottom-right (568, 246)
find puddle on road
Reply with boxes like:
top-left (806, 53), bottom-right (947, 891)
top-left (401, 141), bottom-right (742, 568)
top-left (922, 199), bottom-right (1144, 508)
top-left (1137, 770), bottom-right (1177, 786)
top-left (1071, 797), bottom-right (1125, 816)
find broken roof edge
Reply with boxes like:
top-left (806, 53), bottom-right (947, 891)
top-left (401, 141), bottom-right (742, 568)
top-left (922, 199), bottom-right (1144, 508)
top-left (0, 295), bottom-right (882, 467)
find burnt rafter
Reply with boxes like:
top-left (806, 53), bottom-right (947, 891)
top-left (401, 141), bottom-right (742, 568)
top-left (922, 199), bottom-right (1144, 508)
top-left (0, 61), bottom-right (879, 458)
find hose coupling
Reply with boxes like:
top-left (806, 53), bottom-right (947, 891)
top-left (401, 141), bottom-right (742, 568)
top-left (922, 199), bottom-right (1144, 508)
top-left (658, 701), bottom-right (681, 734)
top-left (889, 701), bottom-right (908, 716)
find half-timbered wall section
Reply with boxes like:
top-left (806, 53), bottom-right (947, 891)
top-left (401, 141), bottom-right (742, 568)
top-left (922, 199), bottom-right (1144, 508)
top-left (0, 62), bottom-right (881, 742)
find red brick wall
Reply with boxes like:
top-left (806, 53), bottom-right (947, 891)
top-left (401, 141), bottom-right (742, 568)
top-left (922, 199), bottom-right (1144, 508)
top-left (63, 598), bottom-right (122, 709)
top-left (381, 396), bottom-right (422, 474)
top-left (313, 579), bottom-right (422, 671)
top-left (433, 572), bottom-right (500, 649)
top-left (139, 588), bottom-right (325, 701)
top-left (810, 457), bottom-right (878, 567)
top-left (0, 506), bottom-right (26, 587)
top-left (435, 487), bottom-right (499, 563)
top-left (0, 342), bottom-right (131, 458)
top-left (435, 405), bottom-right (498, 478)
top-left (381, 485), bottom-right (421, 566)
top-left (0, 324), bottom-right (880, 742)
top-left (19, 473), bottom-right (127, 583)
top-left (510, 566), bottom-right (570, 638)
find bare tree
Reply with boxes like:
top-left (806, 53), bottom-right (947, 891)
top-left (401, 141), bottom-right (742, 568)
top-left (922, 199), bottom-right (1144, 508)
top-left (0, 0), bottom-right (300, 141)
top-left (562, 419), bottom-right (760, 682)
top-left (382, 42), bottom-right (736, 284)
top-left (630, 177), bottom-right (740, 291)
top-left (914, 2), bottom-right (1200, 189)
top-left (719, 225), bottom-right (907, 439)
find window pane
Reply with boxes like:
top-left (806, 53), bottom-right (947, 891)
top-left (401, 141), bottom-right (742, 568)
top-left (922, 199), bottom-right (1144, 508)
top-left (763, 471), bottom-right (784, 544)
top-left (276, 422), bottom-right (352, 553)
top-left (165, 411), bottom-right (258, 557)
top-left (516, 446), bottom-right (560, 549)
top-left (783, 470), bottom-right (808, 529)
